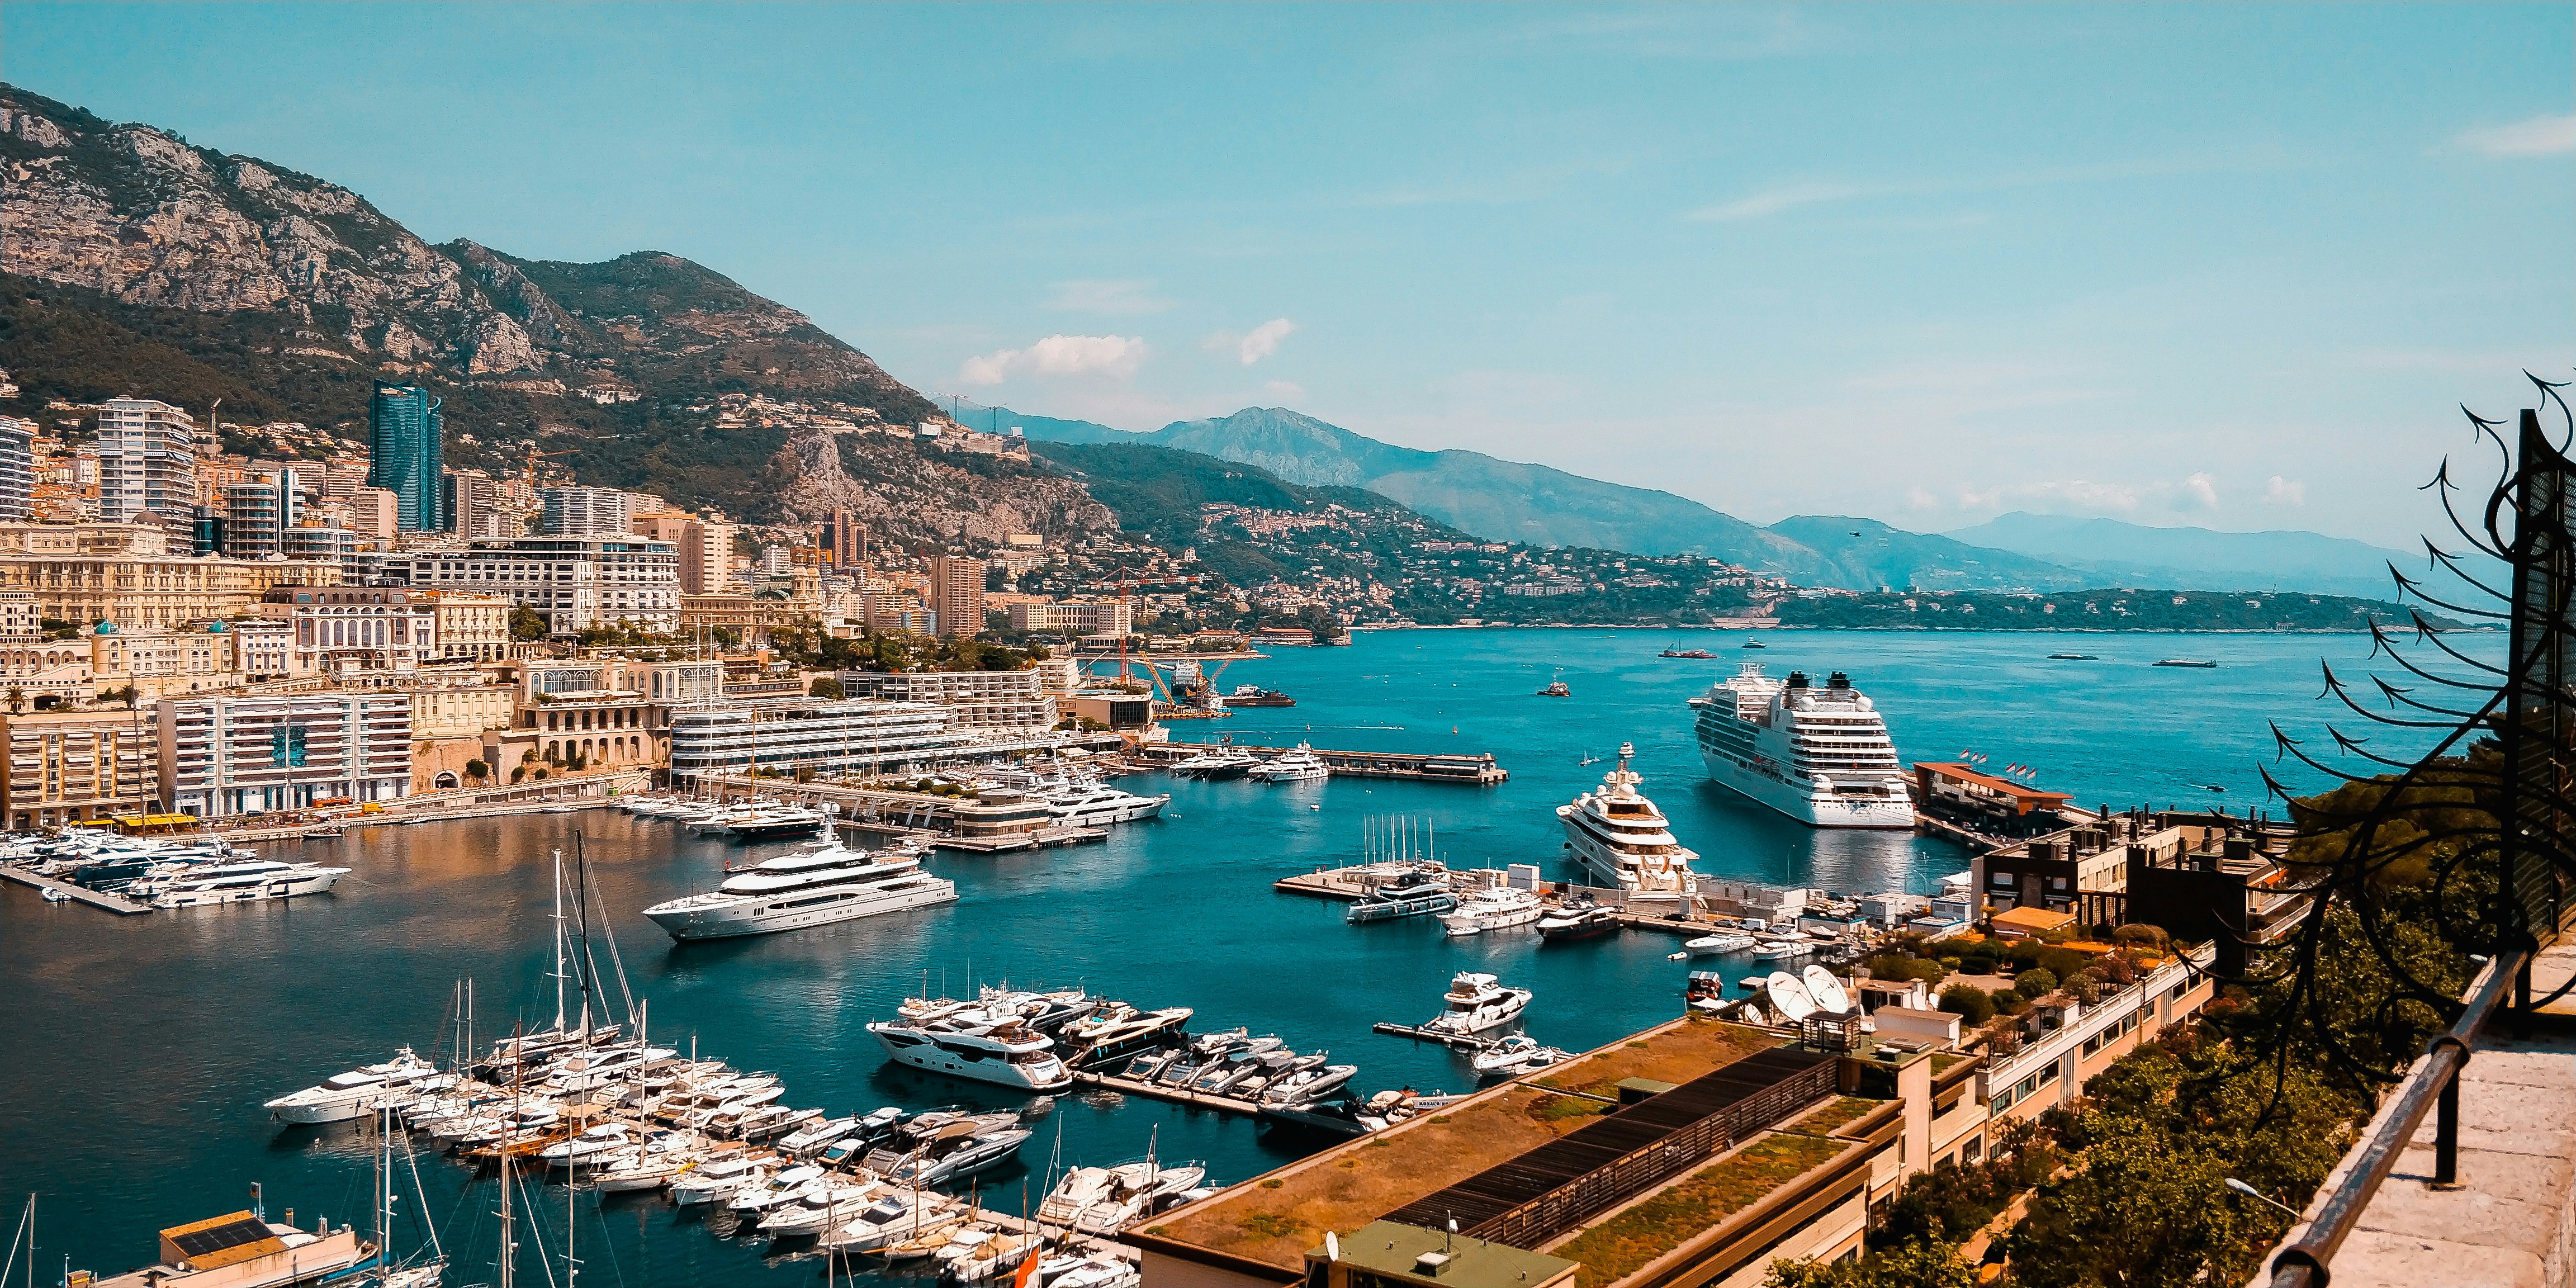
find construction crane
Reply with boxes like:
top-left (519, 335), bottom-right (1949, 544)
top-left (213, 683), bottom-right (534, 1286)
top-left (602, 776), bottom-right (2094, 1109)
top-left (522, 447), bottom-right (579, 489)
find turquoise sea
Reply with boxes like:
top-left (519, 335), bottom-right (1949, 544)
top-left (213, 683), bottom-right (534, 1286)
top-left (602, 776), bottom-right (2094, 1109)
top-left (0, 628), bottom-right (2498, 1286)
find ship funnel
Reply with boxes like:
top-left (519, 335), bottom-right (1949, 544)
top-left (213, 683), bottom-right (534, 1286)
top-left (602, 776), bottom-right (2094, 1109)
top-left (1827, 671), bottom-right (1849, 689)
top-left (1786, 671), bottom-right (1810, 689)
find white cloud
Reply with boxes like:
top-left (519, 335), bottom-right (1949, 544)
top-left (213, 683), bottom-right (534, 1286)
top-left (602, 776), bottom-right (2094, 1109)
top-left (2456, 113), bottom-right (2576, 158)
top-left (1238, 318), bottom-right (1296, 365)
top-left (1045, 279), bottom-right (1175, 316)
top-left (959, 334), bottom-right (1148, 386)
top-left (2265, 475), bottom-right (2306, 506)
top-left (1205, 318), bottom-right (1299, 366)
top-left (1906, 486), bottom-right (1939, 510)
top-left (1685, 181), bottom-right (1872, 222)
top-left (2183, 472), bottom-right (2219, 510)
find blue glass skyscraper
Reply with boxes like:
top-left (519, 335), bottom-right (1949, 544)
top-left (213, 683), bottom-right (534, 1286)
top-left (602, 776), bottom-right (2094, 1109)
top-left (367, 382), bottom-right (445, 531)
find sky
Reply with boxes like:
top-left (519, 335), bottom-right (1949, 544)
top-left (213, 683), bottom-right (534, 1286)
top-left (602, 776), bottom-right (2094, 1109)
top-left (6, 3), bottom-right (2572, 547)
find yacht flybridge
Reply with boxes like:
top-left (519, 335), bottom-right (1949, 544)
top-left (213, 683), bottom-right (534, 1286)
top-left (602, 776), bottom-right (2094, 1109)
top-left (641, 839), bottom-right (956, 940)
top-left (1556, 742), bottom-right (1699, 898)
top-left (1421, 972), bottom-right (1532, 1036)
top-left (1690, 665), bottom-right (1916, 828)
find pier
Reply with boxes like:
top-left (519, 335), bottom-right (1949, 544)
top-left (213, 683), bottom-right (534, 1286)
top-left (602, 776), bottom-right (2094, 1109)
top-left (930, 825), bottom-right (1107, 854)
top-left (1133, 742), bottom-right (1508, 785)
top-left (0, 864), bottom-right (153, 913)
top-left (1069, 1069), bottom-right (1276, 1117)
top-left (1370, 1021), bottom-right (1495, 1051)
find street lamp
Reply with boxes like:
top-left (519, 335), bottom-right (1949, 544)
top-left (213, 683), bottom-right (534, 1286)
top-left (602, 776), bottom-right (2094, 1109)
top-left (2225, 1178), bottom-right (2302, 1220)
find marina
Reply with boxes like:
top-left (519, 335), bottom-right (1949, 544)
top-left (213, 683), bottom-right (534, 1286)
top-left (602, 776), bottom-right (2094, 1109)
top-left (1, 629), bottom-right (2498, 1286)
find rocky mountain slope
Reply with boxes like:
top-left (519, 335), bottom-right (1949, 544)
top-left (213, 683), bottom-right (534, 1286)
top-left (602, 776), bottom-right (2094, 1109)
top-left (0, 82), bottom-right (956, 525)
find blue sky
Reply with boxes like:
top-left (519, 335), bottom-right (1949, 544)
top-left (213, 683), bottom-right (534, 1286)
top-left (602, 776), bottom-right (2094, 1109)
top-left (6, 3), bottom-right (2572, 546)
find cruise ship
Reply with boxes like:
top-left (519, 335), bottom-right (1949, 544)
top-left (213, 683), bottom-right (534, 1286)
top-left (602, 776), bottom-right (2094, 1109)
top-left (1556, 742), bottom-right (1699, 898)
top-left (641, 839), bottom-right (957, 940)
top-left (1688, 666), bottom-right (1916, 828)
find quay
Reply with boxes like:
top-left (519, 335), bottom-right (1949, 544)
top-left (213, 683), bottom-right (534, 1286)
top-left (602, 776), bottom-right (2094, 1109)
top-left (1370, 1021), bottom-right (1494, 1051)
top-left (0, 864), bottom-right (153, 913)
top-left (1133, 742), bottom-right (1508, 785)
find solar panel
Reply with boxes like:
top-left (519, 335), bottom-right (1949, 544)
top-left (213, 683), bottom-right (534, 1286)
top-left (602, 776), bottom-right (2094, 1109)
top-left (1383, 1047), bottom-right (1837, 1246)
top-left (168, 1216), bottom-right (275, 1259)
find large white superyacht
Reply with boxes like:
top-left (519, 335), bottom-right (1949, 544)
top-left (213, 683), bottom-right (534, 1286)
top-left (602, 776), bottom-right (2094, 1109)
top-left (641, 839), bottom-right (956, 940)
top-left (1556, 742), bottom-right (1699, 898)
top-left (864, 1011), bottom-right (1074, 1092)
top-left (1688, 665), bottom-right (1916, 828)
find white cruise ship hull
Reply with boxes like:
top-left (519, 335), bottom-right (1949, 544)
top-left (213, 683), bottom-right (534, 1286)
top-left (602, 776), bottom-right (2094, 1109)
top-left (1698, 749), bottom-right (1916, 829)
top-left (646, 875), bottom-right (958, 940)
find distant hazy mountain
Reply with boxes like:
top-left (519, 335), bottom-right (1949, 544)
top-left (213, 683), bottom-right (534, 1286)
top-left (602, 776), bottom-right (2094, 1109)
top-left (1942, 513), bottom-right (2421, 598)
top-left (1764, 517), bottom-right (2096, 593)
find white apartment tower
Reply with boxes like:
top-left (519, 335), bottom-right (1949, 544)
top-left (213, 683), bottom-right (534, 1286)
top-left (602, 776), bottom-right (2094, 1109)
top-left (0, 416), bottom-right (34, 522)
top-left (539, 485), bottom-right (633, 538)
top-left (97, 398), bottom-right (198, 520)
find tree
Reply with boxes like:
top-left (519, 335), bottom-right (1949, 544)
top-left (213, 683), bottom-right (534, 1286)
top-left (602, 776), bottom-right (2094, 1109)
top-left (464, 759), bottom-right (489, 781)
top-left (3, 687), bottom-right (23, 715)
top-left (509, 604), bottom-right (550, 641)
top-left (2015, 967), bottom-right (2059, 996)
top-left (1765, 1239), bottom-right (1976, 1288)
top-left (810, 676), bottom-right (844, 699)
top-left (712, 626), bottom-right (745, 652)
top-left (1937, 983), bottom-right (1994, 1025)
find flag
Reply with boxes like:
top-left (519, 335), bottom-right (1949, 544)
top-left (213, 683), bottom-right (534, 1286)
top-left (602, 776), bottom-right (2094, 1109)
top-left (1013, 1249), bottom-right (1045, 1288)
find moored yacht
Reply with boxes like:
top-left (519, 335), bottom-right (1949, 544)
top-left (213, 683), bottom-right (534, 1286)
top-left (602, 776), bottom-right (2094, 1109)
top-left (1556, 742), bottom-right (1699, 898)
top-left (1435, 884), bottom-right (1542, 936)
top-left (147, 860), bottom-right (351, 908)
top-left (1421, 972), bottom-right (1531, 1036)
top-left (865, 1012), bottom-right (1074, 1091)
top-left (1044, 782), bottom-right (1171, 826)
top-left (1690, 666), bottom-right (1916, 828)
top-left (641, 839), bottom-right (957, 940)
top-left (1250, 744), bottom-right (1329, 783)
top-left (263, 1048), bottom-right (442, 1124)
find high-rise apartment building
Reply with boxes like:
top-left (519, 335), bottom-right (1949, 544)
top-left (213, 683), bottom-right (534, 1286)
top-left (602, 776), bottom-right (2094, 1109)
top-left (822, 509), bottom-right (866, 569)
top-left (538, 486), bottom-right (632, 538)
top-left (366, 383), bottom-right (444, 531)
top-left (927, 555), bottom-right (987, 638)
top-left (0, 416), bottom-right (33, 522)
top-left (221, 469), bottom-right (302, 559)
top-left (96, 398), bottom-right (198, 520)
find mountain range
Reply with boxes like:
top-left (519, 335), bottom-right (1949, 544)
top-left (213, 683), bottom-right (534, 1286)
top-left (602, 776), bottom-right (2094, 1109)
top-left (0, 80), bottom-right (2418, 603)
top-left (965, 401), bottom-right (2417, 596)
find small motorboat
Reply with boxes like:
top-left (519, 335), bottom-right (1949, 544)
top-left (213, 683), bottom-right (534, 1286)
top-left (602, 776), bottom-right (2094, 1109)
top-left (1680, 931), bottom-right (1755, 956)
top-left (41, 887), bottom-right (70, 903)
top-left (2046, 653), bottom-right (2099, 660)
top-left (1471, 1035), bottom-right (1571, 1078)
top-left (2153, 659), bottom-right (2219, 669)
top-left (1740, 640), bottom-right (1768, 650)
top-left (1536, 681), bottom-right (1571, 698)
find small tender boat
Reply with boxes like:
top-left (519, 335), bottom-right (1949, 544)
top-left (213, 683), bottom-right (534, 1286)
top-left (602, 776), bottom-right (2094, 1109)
top-left (2153, 659), bottom-right (2219, 669)
top-left (2046, 653), bottom-right (2099, 660)
top-left (1536, 681), bottom-right (1571, 697)
top-left (1471, 1035), bottom-right (1571, 1078)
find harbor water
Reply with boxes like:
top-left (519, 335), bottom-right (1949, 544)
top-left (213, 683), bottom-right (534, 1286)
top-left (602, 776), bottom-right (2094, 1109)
top-left (0, 627), bottom-right (2496, 1285)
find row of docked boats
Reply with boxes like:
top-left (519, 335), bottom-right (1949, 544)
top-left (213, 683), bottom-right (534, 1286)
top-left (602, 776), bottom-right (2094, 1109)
top-left (869, 986), bottom-right (1195, 1093)
top-left (5, 828), bottom-right (349, 909)
top-left (619, 794), bottom-right (835, 840)
top-left (1119, 1030), bottom-right (1358, 1108)
top-left (1166, 742), bottom-right (1329, 783)
top-left (258, 1025), bottom-right (1179, 1280)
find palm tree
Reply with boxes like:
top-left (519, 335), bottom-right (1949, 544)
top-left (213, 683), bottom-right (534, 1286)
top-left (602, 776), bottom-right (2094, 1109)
top-left (3, 687), bottom-right (25, 715)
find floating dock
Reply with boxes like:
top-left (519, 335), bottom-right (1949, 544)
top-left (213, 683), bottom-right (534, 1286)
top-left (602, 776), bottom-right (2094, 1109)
top-left (931, 826), bottom-right (1107, 854)
top-left (1370, 1022), bottom-right (1495, 1051)
top-left (1070, 1070), bottom-right (1274, 1117)
top-left (0, 865), bottom-right (154, 914)
top-left (1133, 743), bottom-right (1507, 785)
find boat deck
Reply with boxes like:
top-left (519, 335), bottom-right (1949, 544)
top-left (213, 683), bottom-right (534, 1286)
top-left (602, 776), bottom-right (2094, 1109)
top-left (0, 864), bottom-right (154, 913)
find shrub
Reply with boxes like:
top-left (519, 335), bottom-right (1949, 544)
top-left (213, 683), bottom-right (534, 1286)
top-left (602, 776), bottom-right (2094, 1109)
top-left (2064, 970), bottom-right (2103, 1005)
top-left (810, 676), bottom-right (844, 699)
top-left (1992, 989), bottom-right (2030, 1016)
top-left (2113, 924), bottom-right (2171, 951)
top-left (1938, 983), bottom-right (1995, 1025)
top-left (2016, 967), bottom-right (2059, 996)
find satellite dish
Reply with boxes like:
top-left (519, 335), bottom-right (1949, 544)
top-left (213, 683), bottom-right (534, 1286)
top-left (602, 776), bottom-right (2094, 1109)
top-left (1765, 970), bottom-right (1817, 1022)
top-left (1803, 965), bottom-right (1852, 1015)
top-left (1325, 1232), bottom-right (1341, 1263)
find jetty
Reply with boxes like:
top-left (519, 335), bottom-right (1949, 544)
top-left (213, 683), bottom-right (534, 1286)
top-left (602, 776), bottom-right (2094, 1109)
top-left (1370, 1021), bottom-right (1495, 1051)
top-left (930, 825), bottom-right (1107, 854)
top-left (1069, 1069), bottom-right (1273, 1117)
top-left (0, 864), bottom-right (153, 913)
top-left (1133, 742), bottom-right (1507, 785)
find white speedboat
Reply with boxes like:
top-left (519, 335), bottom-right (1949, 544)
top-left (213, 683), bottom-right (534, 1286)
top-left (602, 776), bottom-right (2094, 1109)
top-left (150, 860), bottom-right (350, 908)
top-left (1436, 886), bottom-right (1542, 936)
top-left (1690, 665), bottom-right (1916, 828)
top-left (1471, 1035), bottom-right (1570, 1078)
top-left (1256, 1062), bottom-right (1357, 1107)
top-left (867, 1014), bottom-right (1074, 1091)
top-left (263, 1048), bottom-right (442, 1124)
top-left (642, 840), bottom-right (957, 940)
top-left (825, 1193), bottom-right (968, 1254)
top-left (671, 1153), bottom-right (771, 1206)
top-left (1420, 972), bottom-right (1532, 1036)
top-left (879, 1125), bottom-right (1034, 1187)
top-left (1251, 744), bottom-right (1329, 783)
top-left (1556, 742), bottom-right (1698, 898)
top-left (1683, 932), bottom-right (1756, 956)
top-left (1043, 783), bottom-right (1170, 826)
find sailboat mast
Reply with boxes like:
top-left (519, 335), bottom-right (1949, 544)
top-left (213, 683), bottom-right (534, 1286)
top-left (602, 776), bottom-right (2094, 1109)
top-left (551, 850), bottom-right (567, 1034)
